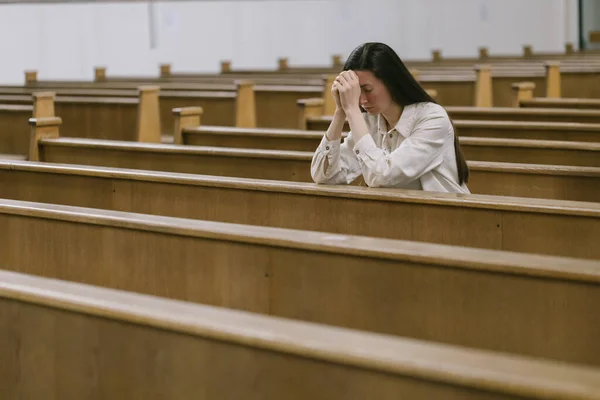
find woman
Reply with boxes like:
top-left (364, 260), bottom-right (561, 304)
top-left (310, 42), bottom-right (470, 193)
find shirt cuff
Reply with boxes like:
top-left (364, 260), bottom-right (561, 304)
top-left (353, 134), bottom-right (378, 159)
top-left (317, 135), bottom-right (341, 155)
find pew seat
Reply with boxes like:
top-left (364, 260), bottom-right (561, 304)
top-left (34, 136), bottom-right (600, 203)
top-left (3, 270), bottom-right (600, 399)
top-left (1, 198), bottom-right (599, 366)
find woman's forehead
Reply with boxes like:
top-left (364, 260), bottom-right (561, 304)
top-left (355, 70), bottom-right (378, 85)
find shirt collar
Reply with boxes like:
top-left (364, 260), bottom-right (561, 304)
top-left (376, 104), bottom-right (416, 138)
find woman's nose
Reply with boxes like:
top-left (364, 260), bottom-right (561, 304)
top-left (359, 94), bottom-right (368, 105)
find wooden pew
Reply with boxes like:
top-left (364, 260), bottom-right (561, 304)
top-left (302, 112), bottom-right (600, 143)
top-left (27, 117), bottom-right (600, 203)
top-left (2, 198), bottom-right (600, 367)
top-left (1, 160), bottom-right (599, 260)
top-left (4, 270), bottom-right (600, 399)
top-left (0, 105), bottom-right (31, 157)
top-left (447, 107), bottom-right (600, 124)
top-left (0, 89), bottom-right (161, 143)
top-left (178, 125), bottom-right (600, 168)
top-left (521, 98), bottom-right (600, 110)
top-left (3, 81), bottom-right (323, 131)
top-left (455, 120), bottom-right (600, 142)
top-left (20, 61), bottom-right (600, 108)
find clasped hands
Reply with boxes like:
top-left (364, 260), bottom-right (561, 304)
top-left (331, 70), bottom-right (362, 117)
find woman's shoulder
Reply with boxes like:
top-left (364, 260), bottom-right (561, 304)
top-left (411, 101), bottom-right (449, 118)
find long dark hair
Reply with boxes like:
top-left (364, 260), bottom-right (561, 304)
top-left (343, 42), bottom-right (469, 185)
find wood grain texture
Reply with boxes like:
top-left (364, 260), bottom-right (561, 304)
top-left (37, 138), bottom-right (600, 202)
top-left (0, 106), bottom-right (32, 155)
top-left (0, 160), bottom-right (599, 260)
top-left (2, 270), bottom-right (600, 399)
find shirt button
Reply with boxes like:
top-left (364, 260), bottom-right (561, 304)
top-left (389, 134), bottom-right (393, 138)
top-left (355, 150), bottom-right (359, 154)
top-left (326, 146), bottom-right (330, 150)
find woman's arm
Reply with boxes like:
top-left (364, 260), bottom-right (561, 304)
top-left (310, 81), bottom-right (362, 185)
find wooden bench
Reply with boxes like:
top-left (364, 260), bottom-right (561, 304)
top-left (0, 105), bottom-right (32, 156)
top-left (455, 120), bottom-right (600, 142)
top-left (2, 198), bottom-right (600, 366)
top-left (1, 160), bottom-right (599, 260)
top-left (28, 117), bottom-right (600, 203)
top-left (302, 110), bottom-right (600, 143)
top-left (520, 97), bottom-right (600, 110)
top-left (6, 77), bottom-right (324, 130)
top-left (21, 62), bottom-right (600, 108)
top-left (0, 90), bottom-right (160, 143)
top-left (448, 107), bottom-right (600, 124)
top-left (4, 270), bottom-right (600, 399)
top-left (178, 123), bottom-right (600, 168)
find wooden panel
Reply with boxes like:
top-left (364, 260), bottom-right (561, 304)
top-left (493, 76), bottom-right (545, 107)
top-left (38, 139), bottom-right (600, 202)
top-left (447, 107), bottom-right (600, 124)
top-left (0, 163), bottom-right (599, 260)
top-left (460, 139), bottom-right (600, 167)
top-left (468, 165), bottom-right (600, 202)
top-left (54, 100), bottom-right (138, 141)
top-left (0, 200), bottom-right (599, 366)
top-left (455, 121), bottom-right (600, 142)
top-left (183, 127), bottom-right (323, 152)
top-left (4, 271), bottom-right (600, 399)
top-left (562, 72), bottom-right (600, 99)
top-left (0, 106), bottom-right (31, 156)
top-left (420, 80), bottom-right (475, 106)
top-left (41, 141), bottom-right (313, 182)
top-left (160, 94), bottom-right (236, 133)
top-left (521, 98), bottom-right (600, 110)
top-left (255, 89), bottom-right (321, 129)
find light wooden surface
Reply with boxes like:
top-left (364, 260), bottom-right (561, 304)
top-left (1, 160), bottom-right (599, 260)
top-left (521, 97), bottom-right (600, 109)
top-left (0, 105), bottom-right (32, 155)
top-left (2, 269), bottom-right (600, 399)
top-left (35, 137), bottom-right (600, 202)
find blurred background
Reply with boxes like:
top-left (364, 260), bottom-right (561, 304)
top-left (0, 0), bottom-right (599, 83)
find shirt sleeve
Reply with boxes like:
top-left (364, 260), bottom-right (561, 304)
top-left (352, 106), bottom-right (450, 188)
top-left (310, 131), bottom-right (362, 185)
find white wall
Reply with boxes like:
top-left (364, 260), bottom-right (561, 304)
top-left (0, 0), bottom-right (579, 84)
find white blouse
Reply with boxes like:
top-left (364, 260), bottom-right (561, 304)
top-left (310, 102), bottom-right (470, 194)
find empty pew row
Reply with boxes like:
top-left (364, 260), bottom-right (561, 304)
top-left (20, 62), bottom-right (600, 108)
top-left (155, 46), bottom-right (600, 77)
top-left (3, 88), bottom-right (599, 160)
top-left (1, 198), bottom-right (600, 367)
top-left (4, 79), bottom-right (324, 130)
top-left (3, 270), bottom-right (600, 399)
top-left (26, 118), bottom-right (600, 203)
top-left (1, 160), bottom-right (599, 260)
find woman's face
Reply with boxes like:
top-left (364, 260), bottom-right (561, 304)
top-left (354, 70), bottom-right (394, 115)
